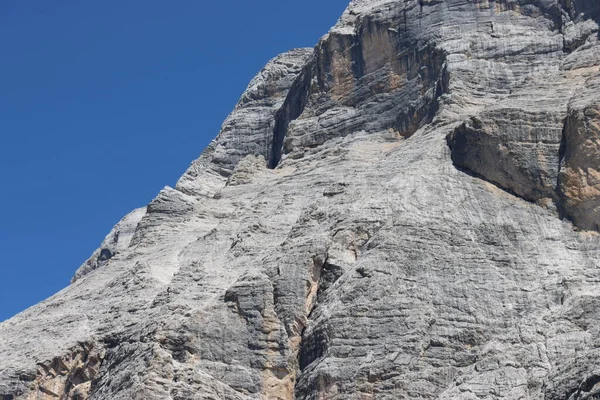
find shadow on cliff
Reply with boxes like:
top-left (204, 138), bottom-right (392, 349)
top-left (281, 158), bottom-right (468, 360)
top-left (562, 0), bottom-right (600, 39)
top-left (584, 0), bottom-right (600, 39)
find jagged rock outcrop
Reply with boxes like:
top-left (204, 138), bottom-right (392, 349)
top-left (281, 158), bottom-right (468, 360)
top-left (72, 208), bottom-right (146, 283)
top-left (1, 0), bottom-right (600, 399)
top-left (175, 49), bottom-right (313, 197)
top-left (558, 75), bottom-right (600, 231)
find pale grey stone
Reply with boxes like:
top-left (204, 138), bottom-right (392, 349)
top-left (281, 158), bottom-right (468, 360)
top-left (1, 1), bottom-right (600, 399)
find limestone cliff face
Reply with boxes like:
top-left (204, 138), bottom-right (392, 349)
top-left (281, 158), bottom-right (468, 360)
top-left (1, 1), bottom-right (600, 399)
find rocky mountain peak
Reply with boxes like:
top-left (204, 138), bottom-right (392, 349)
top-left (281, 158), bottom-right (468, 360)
top-left (1, 1), bottom-right (600, 399)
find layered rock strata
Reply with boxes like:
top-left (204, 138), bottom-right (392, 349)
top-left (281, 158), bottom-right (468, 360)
top-left (1, 0), bottom-right (600, 399)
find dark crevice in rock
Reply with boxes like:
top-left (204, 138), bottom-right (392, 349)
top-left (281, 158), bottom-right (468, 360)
top-left (563, 30), bottom-right (594, 54)
top-left (98, 248), bottom-right (114, 263)
top-left (427, 57), bottom-right (450, 125)
top-left (559, 0), bottom-right (600, 24)
top-left (558, 116), bottom-right (568, 167)
top-left (349, 34), bottom-right (366, 81)
top-left (294, 259), bottom-right (344, 398)
top-left (541, 1), bottom-right (568, 36)
top-left (270, 253), bottom-right (345, 397)
top-left (394, 45), bottom-right (449, 138)
top-left (298, 324), bottom-right (329, 372)
top-left (555, 115), bottom-right (572, 222)
top-left (316, 262), bottom-right (344, 303)
top-left (564, 374), bottom-right (600, 400)
top-left (578, 374), bottom-right (600, 395)
top-left (268, 58), bottom-right (315, 169)
top-left (356, 265), bottom-right (373, 278)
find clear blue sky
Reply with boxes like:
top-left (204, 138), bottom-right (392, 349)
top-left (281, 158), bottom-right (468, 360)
top-left (0, 1), bottom-right (349, 322)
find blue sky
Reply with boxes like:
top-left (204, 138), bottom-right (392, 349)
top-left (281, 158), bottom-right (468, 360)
top-left (0, 1), bottom-right (349, 322)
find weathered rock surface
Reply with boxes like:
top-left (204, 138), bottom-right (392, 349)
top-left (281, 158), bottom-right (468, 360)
top-left (1, 1), bottom-right (600, 399)
top-left (558, 74), bottom-right (600, 231)
top-left (72, 208), bottom-right (147, 283)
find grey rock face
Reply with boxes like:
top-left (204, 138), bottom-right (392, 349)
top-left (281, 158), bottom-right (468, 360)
top-left (175, 48), bottom-right (313, 197)
top-left (558, 75), bottom-right (600, 231)
top-left (1, 1), bottom-right (600, 399)
top-left (445, 0), bottom-right (599, 228)
top-left (72, 208), bottom-right (146, 283)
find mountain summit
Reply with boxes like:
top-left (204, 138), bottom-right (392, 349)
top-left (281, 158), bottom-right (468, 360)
top-left (2, 0), bottom-right (600, 399)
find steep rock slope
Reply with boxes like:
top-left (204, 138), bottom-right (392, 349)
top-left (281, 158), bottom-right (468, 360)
top-left (1, 1), bottom-right (600, 399)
